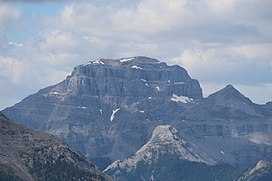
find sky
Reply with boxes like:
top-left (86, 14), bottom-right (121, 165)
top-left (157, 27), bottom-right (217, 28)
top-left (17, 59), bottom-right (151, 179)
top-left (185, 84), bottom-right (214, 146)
top-left (0, 0), bottom-right (272, 109)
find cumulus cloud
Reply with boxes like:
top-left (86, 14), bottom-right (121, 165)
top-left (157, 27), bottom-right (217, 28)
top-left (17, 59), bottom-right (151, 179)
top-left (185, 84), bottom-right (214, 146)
top-left (0, 0), bottom-right (66, 2)
top-left (0, 0), bottom-right (272, 109)
top-left (0, 5), bottom-right (21, 37)
top-left (173, 44), bottom-right (272, 85)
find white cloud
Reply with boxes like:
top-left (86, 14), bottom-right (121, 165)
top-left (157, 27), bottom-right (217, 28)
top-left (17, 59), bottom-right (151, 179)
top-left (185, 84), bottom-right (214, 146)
top-left (230, 44), bottom-right (272, 59)
top-left (0, 5), bottom-right (21, 36)
top-left (0, 0), bottom-right (272, 109)
top-left (0, 56), bottom-right (27, 84)
top-left (40, 30), bottom-right (78, 50)
top-left (174, 46), bottom-right (272, 85)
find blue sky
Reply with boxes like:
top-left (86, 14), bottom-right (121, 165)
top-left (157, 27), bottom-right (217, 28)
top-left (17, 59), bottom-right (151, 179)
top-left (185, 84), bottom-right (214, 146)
top-left (0, 0), bottom-right (272, 109)
top-left (6, 2), bottom-right (63, 42)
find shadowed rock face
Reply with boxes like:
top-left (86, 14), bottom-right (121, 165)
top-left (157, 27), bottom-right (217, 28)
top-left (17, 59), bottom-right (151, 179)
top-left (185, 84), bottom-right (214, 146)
top-left (2, 56), bottom-right (272, 170)
top-left (0, 113), bottom-right (112, 181)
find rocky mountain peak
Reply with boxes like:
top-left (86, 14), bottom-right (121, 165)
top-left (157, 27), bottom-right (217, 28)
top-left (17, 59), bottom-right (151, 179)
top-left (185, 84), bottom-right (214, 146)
top-left (105, 125), bottom-right (206, 173)
top-left (206, 84), bottom-right (252, 105)
top-left (135, 125), bottom-right (206, 163)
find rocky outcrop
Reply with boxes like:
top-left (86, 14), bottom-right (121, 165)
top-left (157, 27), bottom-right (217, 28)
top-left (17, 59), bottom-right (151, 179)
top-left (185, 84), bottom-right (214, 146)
top-left (105, 125), bottom-right (242, 181)
top-left (105, 125), bottom-right (207, 174)
top-left (238, 160), bottom-right (272, 181)
top-left (0, 113), bottom-right (112, 181)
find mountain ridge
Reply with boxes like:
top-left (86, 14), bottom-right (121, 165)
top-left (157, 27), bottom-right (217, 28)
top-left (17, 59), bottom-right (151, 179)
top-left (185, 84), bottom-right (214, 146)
top-left (2, 56), bottom-right (272, 172)
top-left (0, 112), bottom-right (112, 181)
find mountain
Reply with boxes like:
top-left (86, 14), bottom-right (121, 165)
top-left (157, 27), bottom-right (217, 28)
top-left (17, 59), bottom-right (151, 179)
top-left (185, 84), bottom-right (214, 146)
top-left (183, 84), bottom-right (266, 120)
top-left (0, 112), bottom-right (112, 181)
top-left (173, 85), bottom-right (272, 166)
top-left (2, 56), bottom-right (272, 171)
top-left (105, 125), bottom-right (243, 181)
top-left (2, 56), bottom-right (202, 168)
top-left (238, 160), bottom-right (272, 181)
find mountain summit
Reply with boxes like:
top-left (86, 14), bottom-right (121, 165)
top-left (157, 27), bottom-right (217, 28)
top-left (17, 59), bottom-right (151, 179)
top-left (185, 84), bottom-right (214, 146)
top-left (206, 84), bottom-right (252, 105)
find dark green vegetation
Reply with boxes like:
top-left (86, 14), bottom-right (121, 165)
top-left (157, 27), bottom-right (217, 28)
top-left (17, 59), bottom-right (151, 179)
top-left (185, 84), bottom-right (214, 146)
top-left (29, 155), bottom-right (107, 181)
top-left (91, 157), bottom-right (113, 170)
top-left (0, 113), bottom-right (112, 181)
top-left (0, 164), bottom-right (22, 181)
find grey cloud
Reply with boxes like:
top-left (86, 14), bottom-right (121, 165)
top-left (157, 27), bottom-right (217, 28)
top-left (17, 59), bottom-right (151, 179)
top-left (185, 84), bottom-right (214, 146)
top-left (0, 0), bottom-right (67, 2)
top-left (0, 0), bottom-right (272, 109)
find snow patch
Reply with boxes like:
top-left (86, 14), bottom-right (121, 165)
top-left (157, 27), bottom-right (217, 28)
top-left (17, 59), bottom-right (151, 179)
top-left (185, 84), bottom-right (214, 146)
top-left (150, 175), bottom-right (155, 181)
top-left (132, 65), bottom-right (143, 69)
top-left (174, 82), bottom-right (185, 84)
top-left (119, 57), bottom-right (135, 62)
top-left (99, 109), bottom-right (103, 114)
top-left (93, 59), bottom-right (105, 64)
top-left (78, 106), bottom-right (86, 109)
top-left (139, 111), bottom-right (145, 113)
top-left (171, 94), bottom-right (193, 103)
top-left (145, 83), bottom-right (149, 87)
top-left (156, 86), bottom-right (160, 91)
top-left (141, 79), bottom-right (147, 82)
top-left (221, 150), bottom-right (225, 154)
top-left (43, 90), bottom-right (67, 98)
top-left (84, 61), bottom-right (92, 66)
top-left (148, 97), bottom-right (152, 99)
top-left (110, 108), bottom-right (120, 122)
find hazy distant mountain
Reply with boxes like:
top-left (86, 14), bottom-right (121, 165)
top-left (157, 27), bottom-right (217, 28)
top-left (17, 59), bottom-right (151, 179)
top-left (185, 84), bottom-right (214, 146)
top-left (2, 56), bottom-right (272, 173)
top-left (0, 113), bottom-right (112, 181)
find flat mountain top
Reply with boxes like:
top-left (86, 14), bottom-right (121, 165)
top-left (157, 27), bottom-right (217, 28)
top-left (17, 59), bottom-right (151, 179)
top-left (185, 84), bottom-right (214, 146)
top-left (0, 113), bottom-right (112, 181)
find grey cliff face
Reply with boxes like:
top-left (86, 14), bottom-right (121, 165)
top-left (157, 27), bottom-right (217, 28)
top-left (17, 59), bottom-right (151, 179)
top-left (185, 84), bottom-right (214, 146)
top-left (3, 56), bottom-right (203, 166)
top-left (0, 113), bottom-right (112, 181)
top-left (2, 56), bottom-right (272, 171)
